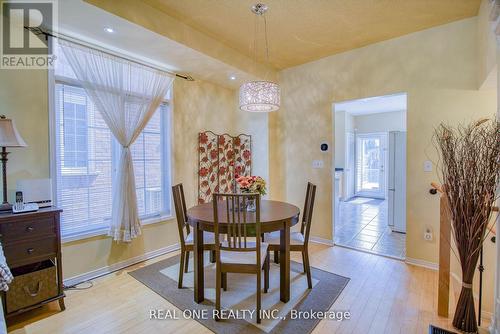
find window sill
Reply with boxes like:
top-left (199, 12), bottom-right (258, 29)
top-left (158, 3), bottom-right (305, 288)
top-left (141, 214), bottom-right (174, 226)
top-left (61, 214), bottom-right (174, 244)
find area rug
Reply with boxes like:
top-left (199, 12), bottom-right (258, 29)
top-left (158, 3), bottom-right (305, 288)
top-left (129, 253), bottom-right (349, 334)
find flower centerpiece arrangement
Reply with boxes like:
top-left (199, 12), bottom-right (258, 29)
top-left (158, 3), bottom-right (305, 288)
top-left (236, 175), bottom-right (267, 211)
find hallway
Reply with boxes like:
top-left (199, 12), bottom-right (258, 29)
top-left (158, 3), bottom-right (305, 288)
top-left (334, 197), bottom-right (406, 259)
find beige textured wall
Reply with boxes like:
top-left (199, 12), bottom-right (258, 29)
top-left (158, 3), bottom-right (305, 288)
top-left (1, 70), bottom-right (49, 198)
top-left (235, 112), bottom-right (270, 194)
top-left (172, 78), bottom-right (236, 207)
top-left (276, 17), bottom-right (497, 311)
top-left (268, 112), bottom-right (286, 201)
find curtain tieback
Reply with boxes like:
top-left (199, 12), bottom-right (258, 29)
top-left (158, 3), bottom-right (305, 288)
top-left (462, 282), bottom-right (473, 289)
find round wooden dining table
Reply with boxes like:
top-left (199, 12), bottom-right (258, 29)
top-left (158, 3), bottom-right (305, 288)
top-left (186, 200), bottom-right (300, 304)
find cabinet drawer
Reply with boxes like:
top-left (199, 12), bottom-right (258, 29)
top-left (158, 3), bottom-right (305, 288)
top-left (3, 238), bottom-right (57, 266)
top-left (6, 260), bottom-right (58, 313)
top-left (0, 216), bottom-right (56, 243)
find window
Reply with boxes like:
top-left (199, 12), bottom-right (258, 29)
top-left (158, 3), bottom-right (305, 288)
top-left (131, 104), bottom-right (169, 218)
top-left (62, 93), bottom-right (88, 169)
top-left (52, 43), bottom-right (172, 239)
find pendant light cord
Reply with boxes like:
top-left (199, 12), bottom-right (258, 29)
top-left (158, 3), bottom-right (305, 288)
top-left (254, 13), bottom-right (258, 73)
top-left (253, 7), bottom-right (270, 70)
top-left (264, 15), bottom-right (269, 63)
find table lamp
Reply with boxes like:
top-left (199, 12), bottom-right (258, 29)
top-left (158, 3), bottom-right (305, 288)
top-left (0, 115), bottom-right (27, 211)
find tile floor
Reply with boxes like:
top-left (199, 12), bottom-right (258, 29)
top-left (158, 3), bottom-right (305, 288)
top-left (334, 197), bottom-right (406, 259)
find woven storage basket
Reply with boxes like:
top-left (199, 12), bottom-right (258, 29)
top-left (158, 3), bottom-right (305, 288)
top-left (6, 260), bottom-right (58, 313)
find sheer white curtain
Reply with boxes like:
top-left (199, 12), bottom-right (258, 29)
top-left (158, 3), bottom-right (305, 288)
top-left (59, 39), bottom-right (174, 242)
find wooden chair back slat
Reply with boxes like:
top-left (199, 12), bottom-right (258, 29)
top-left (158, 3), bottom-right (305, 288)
top-left (243, 196), bottom-right (247, 247)
top-left (301, 182), bottom-right (317, 245)
top-left (300, 183), bottom-right (312, 235)
top-left (172, 183), bottom-right (189, 248)
top-left (213, 193), bottom-right (261, 254)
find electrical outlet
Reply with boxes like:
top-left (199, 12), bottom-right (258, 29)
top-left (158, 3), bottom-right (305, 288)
top-left (312, 160), bottom-right (324, 169)
top-left (424, 228), bottom-right (433, 241)
top-left (424, 160), bottom-right (433, 172)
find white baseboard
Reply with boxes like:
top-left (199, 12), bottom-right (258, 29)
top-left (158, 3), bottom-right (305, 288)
top-left (309, 236), bottom-right (335, 246)
top-left (405, 257), bottom-right (439, 270)
top-left (63, 243), bottom-right (180, 287)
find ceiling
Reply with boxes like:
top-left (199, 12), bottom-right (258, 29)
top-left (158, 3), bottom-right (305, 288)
top-left (57, 1), bottom-right (255, 89)
top-left (144, 0), bottom-right (480, 70)
top-left (335, 93), bottom-right (407, 115)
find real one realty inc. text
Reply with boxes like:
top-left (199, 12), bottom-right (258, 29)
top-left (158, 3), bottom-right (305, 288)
top-left (150, 309), bottom-right (351, 321)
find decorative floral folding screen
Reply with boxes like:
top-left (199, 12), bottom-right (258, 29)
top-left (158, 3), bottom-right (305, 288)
top-left (198, 131), bottom-right (252, 203)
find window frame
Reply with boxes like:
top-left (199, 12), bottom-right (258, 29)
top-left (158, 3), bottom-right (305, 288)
top-left (49, 63), bottom-right (173, 243)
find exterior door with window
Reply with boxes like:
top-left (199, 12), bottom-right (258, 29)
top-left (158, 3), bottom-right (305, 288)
top-left (355, 133), bottom-right (387, 198)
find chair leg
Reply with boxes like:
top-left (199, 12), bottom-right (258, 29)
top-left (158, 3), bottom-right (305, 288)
top-left (303, 250), bottom-right (312, 289)
top-left (215, 264), bottom-right (221, 321)
top-left (264, 253), bottom-right (270, 293)
top-left (210, 250), bottom-right (216, 263)
top-left (301, 251), bottom-right (307, 273)
top-left (184, 251), bottom-right (190, 273)
top-left (222, 272), bottom-right (227, 291)
top-left (178, 250), bottom-right (185, 289)
top-left (274, 250), bottom-right (279, 264)
top-left (256, 271), bottom-right (261, 324)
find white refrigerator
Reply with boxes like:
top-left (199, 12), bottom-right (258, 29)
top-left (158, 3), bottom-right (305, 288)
top-left (388, 131), bottom-right (406, 233)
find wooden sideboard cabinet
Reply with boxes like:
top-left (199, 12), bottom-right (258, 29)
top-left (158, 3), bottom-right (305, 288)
top-left (0, 207), bottom-right (65, 317)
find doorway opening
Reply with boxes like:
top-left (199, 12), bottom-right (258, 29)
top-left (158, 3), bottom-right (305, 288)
top-left (333, 93), bottom-right (407, 259)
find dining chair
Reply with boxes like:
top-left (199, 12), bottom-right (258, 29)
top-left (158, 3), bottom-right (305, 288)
top-left (212, 193), bottom-right (270, 324)
top-left (172, 183), bottom-right (216, 289)
top-left (266, 182), bottom-right (316, 289)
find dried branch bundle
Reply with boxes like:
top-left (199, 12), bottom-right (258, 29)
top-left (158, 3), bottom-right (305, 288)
top-left (434, 118), bottom-right (500, 333)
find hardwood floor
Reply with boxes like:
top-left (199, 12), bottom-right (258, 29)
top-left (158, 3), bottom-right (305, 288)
top-left (7, 243), bottom-right (491, 334)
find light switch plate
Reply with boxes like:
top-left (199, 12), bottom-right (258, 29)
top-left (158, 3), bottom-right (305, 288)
top-left (423, 160), bottom-right (432, 172)
top-left (312, 160), bottom-right (324, 169)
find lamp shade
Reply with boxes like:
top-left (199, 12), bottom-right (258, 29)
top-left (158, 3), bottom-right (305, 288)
top-left (239, 81), bottom-right (280, 112)
top-left (0, 116), bottom-right (27, 147)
